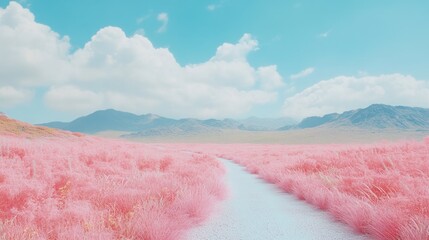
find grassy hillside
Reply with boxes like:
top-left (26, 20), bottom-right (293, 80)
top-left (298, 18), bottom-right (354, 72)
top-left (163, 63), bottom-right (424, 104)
top-left (0, 115), bottom-right (75, 138)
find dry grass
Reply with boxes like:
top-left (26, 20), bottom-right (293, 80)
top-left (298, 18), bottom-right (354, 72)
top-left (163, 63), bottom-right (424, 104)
top-left (0, 116), bottom-right (76, 138)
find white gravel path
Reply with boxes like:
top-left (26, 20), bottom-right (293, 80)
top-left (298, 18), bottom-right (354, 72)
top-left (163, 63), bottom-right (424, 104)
top-left (187, 158), bottom-right (370, 240)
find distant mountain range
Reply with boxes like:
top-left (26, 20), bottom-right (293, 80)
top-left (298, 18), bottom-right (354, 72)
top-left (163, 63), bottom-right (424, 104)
top-left (40, 109), bottom-right (245, 135)
top-left (39, 104), bottom-right (429, 136)
top-left (280, 104), bottom-right (429, 130)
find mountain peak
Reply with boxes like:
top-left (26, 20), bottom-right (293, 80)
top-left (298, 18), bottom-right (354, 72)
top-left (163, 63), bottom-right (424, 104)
top-left (362, 104), bottom-right (396, 112)
top-left (366, 103), bottom-right (392, 108)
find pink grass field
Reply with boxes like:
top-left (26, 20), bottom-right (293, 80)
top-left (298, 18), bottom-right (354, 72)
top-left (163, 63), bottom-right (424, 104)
top-left (173, 137), bottom-right (429, 240)
top-left (2, 127), bottom-right (429, 240)
top-left (0, 135), bottom-right (226, 240)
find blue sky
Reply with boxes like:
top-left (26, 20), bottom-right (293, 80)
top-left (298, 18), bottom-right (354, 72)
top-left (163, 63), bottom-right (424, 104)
top-left (1, 0), bottom-right (429, 123)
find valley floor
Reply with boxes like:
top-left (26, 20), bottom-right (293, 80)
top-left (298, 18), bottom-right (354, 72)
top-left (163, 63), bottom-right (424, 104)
top-left (120, 128), bottom-right (429, 144)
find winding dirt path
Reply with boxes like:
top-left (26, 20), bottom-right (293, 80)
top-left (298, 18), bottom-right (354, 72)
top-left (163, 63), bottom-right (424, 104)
top-left (187, 158), bottom-right (369, 240)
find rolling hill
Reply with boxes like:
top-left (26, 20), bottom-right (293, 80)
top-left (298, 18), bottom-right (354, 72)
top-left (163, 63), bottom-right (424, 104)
top-left (0, 114), bottom-right (73, 137)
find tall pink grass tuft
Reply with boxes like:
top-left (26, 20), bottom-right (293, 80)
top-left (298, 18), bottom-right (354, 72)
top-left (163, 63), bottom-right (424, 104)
top-left (178, 138), bottom-right (429, 240)
top-left (0, 135), bottom-right (226, 239)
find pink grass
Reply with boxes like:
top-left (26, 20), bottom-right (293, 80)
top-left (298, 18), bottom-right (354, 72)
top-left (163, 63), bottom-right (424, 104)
top-left (0, 135), bottom-right (226, 239)
top-left (177, 138), bottom-right (429, 240)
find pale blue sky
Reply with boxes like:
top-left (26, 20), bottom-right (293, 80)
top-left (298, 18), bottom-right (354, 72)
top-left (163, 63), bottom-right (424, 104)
top-left (1, 0), bottom-right (428, 123)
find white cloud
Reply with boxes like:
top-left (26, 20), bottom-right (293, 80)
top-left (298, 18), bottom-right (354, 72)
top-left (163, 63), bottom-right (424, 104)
top-left (184, 34), bottom-right (260, 89)
top-left (44, 86), bottom-right (103, 113)
top-left (283, 74), bottom-right (429, 120)
top-left (157, 12), bottom-right (168, 33)
top-left (63, 27), bottom-right (278, 118)
top-left (211, 33), bottom-right (258, 62)
top-left (70, 26), bottom-right (181, 88)
top-left (257, 66), bottom-right (284, 90)
top-left (184, 60), bottom-right (257, 89)
top-left (0, 86), bottom-right (31, 108)
top-left (0, 2), bottom-right (283, 119)
top-left (290, 67), bottom-right (315, 80)
top-left (0, 2), bottom-right (71, 88)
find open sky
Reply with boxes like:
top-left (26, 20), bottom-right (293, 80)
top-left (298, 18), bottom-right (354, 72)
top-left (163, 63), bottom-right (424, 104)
top-left (0, 0), bottom-right (428, 123)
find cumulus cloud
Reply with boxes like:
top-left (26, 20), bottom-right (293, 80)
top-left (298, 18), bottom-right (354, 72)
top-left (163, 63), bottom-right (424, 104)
top-left (184, 34), bottom-right (260, 89)
top-left (290, 67), bottom-right (314, 80)
top-left (212, 34), bottom-right (258, 62)
top-left (0, 2), bottom-right (71, 88)
top-left (0, 2), bottom-right (70, 108)
top-left (44, 86), bottom-right (103, 113)
top-left (283, 74), bottom-right (429, 120)
top-left (257, 66), bottom-right (284, 90)
top-left (61, 27), bottom-right (278, 117)
top-left (0, 2), bottom-right (283, 118)
top-left (0, 86), bottom-right (31, 108)
top-left (157, 12), bottom-right (168, 33)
